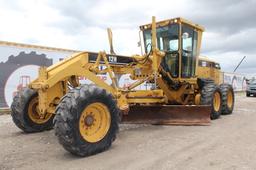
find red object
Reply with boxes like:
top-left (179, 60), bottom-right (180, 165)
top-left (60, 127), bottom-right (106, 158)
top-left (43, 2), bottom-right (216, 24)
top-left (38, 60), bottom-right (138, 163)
top-left (12, 75), bottom-right (31, 97)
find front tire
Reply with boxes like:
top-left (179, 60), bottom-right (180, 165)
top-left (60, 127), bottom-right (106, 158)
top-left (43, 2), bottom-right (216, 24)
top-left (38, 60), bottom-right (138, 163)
top-left (54, 85), bottom-right (119, 157)
top-left (200, 84), bottom-right (222, 120)
top-left (11, 88), bottom-right (54, 133)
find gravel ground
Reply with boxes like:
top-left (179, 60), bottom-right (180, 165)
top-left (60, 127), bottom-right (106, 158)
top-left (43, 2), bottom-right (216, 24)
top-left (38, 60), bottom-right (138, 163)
top-left (0, 94), bottom-right (255, 170)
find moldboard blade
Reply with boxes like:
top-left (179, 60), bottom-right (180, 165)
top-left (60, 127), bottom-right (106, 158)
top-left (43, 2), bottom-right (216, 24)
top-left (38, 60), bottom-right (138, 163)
top-left (121, 105), bottom-right (211, 125)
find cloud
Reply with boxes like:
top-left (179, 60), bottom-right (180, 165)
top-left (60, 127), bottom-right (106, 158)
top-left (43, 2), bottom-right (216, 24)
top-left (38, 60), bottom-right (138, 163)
top-left (180, 0), bottom-right (256, 33)
top-left (202, 28), bottom-right (256, 54)
top-left (0, 0), bottom-right (255, 76)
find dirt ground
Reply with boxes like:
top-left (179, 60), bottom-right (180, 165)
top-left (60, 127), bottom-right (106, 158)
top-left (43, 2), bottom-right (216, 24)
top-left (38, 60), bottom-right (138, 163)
top-left (0, 94), bottom-right (256, 170)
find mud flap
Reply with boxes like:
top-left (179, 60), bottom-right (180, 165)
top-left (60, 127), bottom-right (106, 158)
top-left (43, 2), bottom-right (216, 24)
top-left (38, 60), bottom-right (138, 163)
top-left (121, 105), bottom-right (211, 125)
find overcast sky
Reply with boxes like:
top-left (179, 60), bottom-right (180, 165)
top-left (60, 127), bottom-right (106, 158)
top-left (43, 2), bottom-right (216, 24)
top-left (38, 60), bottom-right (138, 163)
top-left (0, 0), bottom-right (255, 76)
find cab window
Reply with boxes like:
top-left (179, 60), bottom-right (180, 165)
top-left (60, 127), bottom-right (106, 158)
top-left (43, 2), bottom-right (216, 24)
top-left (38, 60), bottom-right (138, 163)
top-left (181, 25), bottom-right (198, 78)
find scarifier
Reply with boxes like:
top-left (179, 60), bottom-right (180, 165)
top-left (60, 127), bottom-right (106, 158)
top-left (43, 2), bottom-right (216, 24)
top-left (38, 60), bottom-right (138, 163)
top-left (11, 17), bottom-right (235, 156)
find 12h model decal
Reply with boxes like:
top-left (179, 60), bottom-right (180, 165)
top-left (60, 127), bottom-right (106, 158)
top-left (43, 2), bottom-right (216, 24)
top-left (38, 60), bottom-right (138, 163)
top-left (108, 56), bottom-right (117, 63)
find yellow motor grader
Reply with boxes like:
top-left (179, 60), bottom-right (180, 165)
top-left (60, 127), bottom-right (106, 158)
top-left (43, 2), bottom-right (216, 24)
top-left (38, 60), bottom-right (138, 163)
top-left (11, 17), bottom-right (234, 157)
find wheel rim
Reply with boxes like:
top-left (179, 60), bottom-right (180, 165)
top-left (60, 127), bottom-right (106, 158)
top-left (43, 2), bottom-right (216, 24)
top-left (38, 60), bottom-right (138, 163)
top-left (213, 92), bottom-right (221, 112)
top-left (79, 102), bottom-right (111, 143)
top-left (28, 97), bottom-right (52, 124)
top-left (227, 90), bottom-right (233, 109)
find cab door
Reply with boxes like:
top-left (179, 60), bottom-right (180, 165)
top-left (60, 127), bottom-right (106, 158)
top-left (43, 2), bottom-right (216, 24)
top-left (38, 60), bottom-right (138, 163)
top-left (181, 25), bottom-right (198, 78)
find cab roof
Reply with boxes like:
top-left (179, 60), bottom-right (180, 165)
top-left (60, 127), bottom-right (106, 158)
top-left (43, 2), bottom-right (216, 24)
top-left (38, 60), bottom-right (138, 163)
top-left (139, 17), bottom-right (205, 32)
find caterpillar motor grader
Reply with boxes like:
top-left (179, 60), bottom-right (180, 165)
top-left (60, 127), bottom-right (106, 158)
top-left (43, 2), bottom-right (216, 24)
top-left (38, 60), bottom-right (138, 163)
top-left (11, 17), bottom-right (234, 157)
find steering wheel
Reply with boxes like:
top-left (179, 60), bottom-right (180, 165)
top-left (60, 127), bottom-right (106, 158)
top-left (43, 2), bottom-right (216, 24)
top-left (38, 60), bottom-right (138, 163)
top-left (165, 50), bottom-right (179, 56)
top-left (182, 49), bottom-right (192, 56)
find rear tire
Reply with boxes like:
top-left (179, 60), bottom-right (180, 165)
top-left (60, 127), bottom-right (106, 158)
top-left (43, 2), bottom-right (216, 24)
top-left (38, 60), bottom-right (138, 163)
top-left (197, 78), bottom-right (214, 89)
top-left (54, 84), bottom-right (119, 157)
top-left (11, 88), bottom-right (54, 133)
top-left (220, 84), bottom-right (235, 115)
top-left (246, 92), bottom-right (250, 97)
top-left (200, 84), bottom-right (222, 120)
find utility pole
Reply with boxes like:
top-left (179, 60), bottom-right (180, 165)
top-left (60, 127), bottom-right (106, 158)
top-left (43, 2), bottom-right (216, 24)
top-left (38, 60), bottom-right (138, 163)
top-left (233, 56), bottom-right (246, 73)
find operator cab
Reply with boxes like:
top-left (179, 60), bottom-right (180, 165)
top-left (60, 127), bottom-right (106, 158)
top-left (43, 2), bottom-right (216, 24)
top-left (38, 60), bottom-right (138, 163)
top-left (140, 18), bottom-right (204, 79)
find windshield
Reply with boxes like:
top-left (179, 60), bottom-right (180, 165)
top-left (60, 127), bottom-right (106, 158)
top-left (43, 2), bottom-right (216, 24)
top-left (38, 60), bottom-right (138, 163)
top-left (143, 24), bottom-right (179, 53)
top-left (143, 23), bottom-right (198, 78)
top-left (143, 24), bottom-right (179, 77)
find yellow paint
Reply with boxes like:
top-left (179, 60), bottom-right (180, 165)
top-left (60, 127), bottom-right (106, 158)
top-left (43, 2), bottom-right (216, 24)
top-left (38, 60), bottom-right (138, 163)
top-left (213, 91), bottom-right (221, 112)
top-left (26, 16), bottom-right (221, 119)
top-left (195, 94), bottom-right (201, 105)
top-left (79, 102), bottom-right (111, 143)
top-left (28, 96), bottom-right (52, 124)
top-left (227, 90), bottom-right (233, 108)
top-left (197, 56), bottom-right (222, 84)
